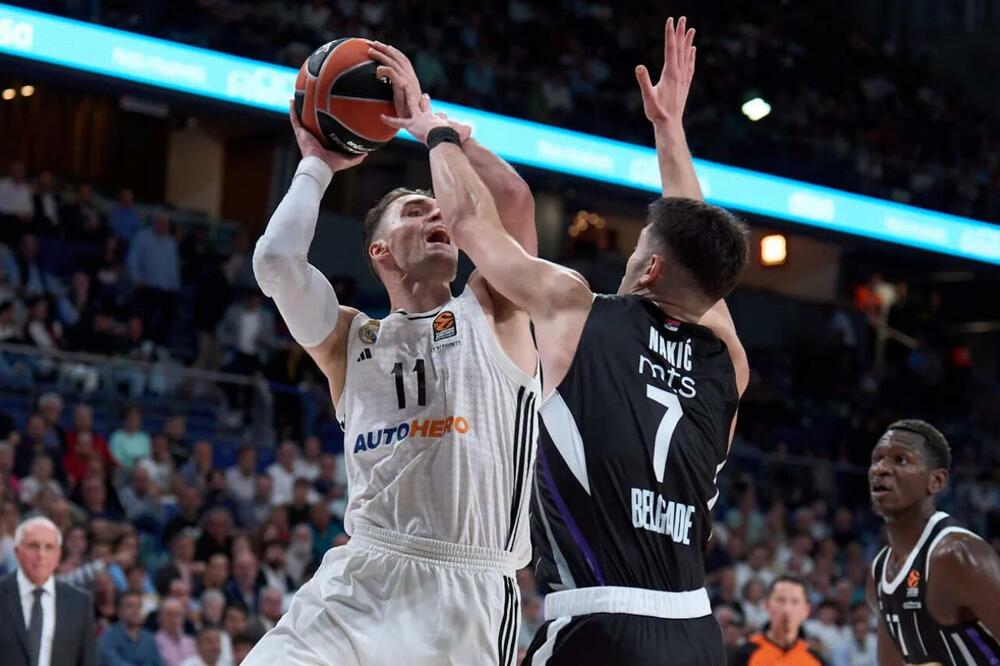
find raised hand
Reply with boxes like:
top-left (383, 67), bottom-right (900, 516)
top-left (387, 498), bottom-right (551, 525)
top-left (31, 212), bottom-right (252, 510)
top-left (380, 92), bottom-right (450, 145)
top-left (436, 113), bottom-right (472, 143)
top-left (289, 101), bottom-right (366, 172)
top-left (368, 41), bottom-right (422, 120)
top-left (635, 16), bottom-right (697, 129)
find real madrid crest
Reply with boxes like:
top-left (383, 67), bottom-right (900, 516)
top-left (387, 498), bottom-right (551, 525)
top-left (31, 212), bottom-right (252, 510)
top-left (358, 319), bottom-right (381, 344)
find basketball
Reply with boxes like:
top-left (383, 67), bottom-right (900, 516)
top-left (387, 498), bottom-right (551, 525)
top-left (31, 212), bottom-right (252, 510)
top-left (294, 38), bottom-right (399, 155)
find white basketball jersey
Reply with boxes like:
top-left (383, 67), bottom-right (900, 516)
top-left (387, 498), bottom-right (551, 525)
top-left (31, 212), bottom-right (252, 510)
top-left (336, 285), bottom-right (539, 566)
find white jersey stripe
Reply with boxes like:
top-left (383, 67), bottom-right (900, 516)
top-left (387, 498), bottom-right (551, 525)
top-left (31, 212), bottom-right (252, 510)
top-left (951, 633), bottom-right (978, 665)
top-left (533, 617), bottom-right (572, 666)
top-left (941, 630), bottom-right (959, 666)
top-left (913, 612), bottom-right (928, 655)
top-left (540, 391), bottom-right (591, 494)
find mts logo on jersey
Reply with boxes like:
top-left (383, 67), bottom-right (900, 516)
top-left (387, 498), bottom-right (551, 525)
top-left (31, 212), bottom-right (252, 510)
top-left (631, 488), bottom-right (696, 545)
top-left (353, 416), bottom-right (471, 453)
top-left (641, 327), bottom-right (697, 399)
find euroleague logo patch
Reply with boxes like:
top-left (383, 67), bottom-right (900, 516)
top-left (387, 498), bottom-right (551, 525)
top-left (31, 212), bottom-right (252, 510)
top-left (432, 310), bottom-right (457, 342)
top-left (906, 569), bottom-right (920, 597)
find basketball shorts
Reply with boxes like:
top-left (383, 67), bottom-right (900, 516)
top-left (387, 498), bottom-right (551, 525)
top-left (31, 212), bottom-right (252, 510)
top-left (242, 524), bottom-right (523, 666)
top-left (523, 586), bottom-right (724, 666)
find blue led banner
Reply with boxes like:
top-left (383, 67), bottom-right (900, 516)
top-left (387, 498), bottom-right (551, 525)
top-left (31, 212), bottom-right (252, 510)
top-left (2, 3), bottom-right (999, 265)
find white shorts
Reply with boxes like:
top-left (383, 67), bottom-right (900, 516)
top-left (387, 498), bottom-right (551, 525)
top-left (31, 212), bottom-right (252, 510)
top-left (243, 524), bottom-right (523, 666)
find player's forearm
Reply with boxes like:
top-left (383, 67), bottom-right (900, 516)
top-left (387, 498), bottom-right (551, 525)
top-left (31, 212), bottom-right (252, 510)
top-left (252, 157), bottom-right (340, 347)
top-left (462, 138), bottom-right (538, 255)
top-left (654, 121), bottom-right (702, 201)
top-left (429, 143), bottom-right (505, 239)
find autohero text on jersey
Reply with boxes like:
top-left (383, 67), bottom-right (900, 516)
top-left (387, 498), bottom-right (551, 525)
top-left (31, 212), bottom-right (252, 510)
top-left (353, 416), bottom-right (471, 454)
top-left (640, 327), bottom-right (697, 399)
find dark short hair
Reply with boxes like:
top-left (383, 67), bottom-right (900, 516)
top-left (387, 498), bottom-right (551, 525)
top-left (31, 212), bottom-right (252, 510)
top-left (646, 197), bottom-right (749, 302)
top-left (362, 187), bottom-right (432, 284)
top-left (885, 419), bottom-right (951, 470)
top-left (767, 575), bottom-right (808, 599)
top-left (232, 632), bottom-right (255, 647)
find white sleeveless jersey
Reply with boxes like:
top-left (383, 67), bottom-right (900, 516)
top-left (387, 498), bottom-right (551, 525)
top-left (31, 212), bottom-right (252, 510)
top-left (335, 285), bottom-right (539, 567)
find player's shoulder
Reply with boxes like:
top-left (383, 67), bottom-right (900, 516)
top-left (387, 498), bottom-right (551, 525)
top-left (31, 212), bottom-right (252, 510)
top-left (929, 528), bottom-right (997, 581)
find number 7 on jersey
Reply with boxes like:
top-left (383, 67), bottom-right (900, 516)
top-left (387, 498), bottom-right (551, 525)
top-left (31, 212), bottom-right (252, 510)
top-left (647, 385), bottom-right (683, 483)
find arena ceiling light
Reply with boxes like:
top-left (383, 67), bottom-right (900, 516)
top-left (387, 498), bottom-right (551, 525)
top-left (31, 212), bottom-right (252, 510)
top-left (19, 84), bottom-right (33, 96)
top-left (760, 234), bottom-right (787, 266)
top-left (1, 3), bottom-right (998, 266)
top-left (741, 97), bottom-right (771, 121)
top-left (1, 88), bottom-right (14, 100)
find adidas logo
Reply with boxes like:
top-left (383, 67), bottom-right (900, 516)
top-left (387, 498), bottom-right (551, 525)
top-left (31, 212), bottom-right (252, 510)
top-left (357, 348), bottom-right (372, 362)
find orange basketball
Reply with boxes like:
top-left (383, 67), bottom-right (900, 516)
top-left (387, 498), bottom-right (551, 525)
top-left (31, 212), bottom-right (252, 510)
top-left (294, 38), bottom-right (399, 154)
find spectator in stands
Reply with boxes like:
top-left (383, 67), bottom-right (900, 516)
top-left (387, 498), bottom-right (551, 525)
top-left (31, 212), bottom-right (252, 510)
top-left (154, 597), bottom-right (197, 666)
top-left (62, 183), bottom-right (106, 242)
top-left (803, 600), bottom-right (845, 657)
top-left (77, 475), bottom-right (122, 521)
top-left (109, 405), bottom-right (151, 470)
top-left (162, 415), bottom-right (189, 462)
top-left (297, 436), bottom-right (322, 481)
top-left (0, 162), bottom-right (34, 239)
top-left (197, 588), bottom-right (226, 628)
top-left (266, 441), bottom-right (300, 507)
top-left (127, 212), bottom-right (179, 346)
top-left (285, 478), bottom-right (313, 528)
top-left (259, 540), bottom-right (293, 595)
top-left (67, 403), bottom-right (110, 458)
top-left (118, 465), bottom-right (165, 528)
top-left (194, 554), bottom-right (229, 598)
top-left (14, 414), bottom-right (54, 477)
top-left (222, 231), bottom-right (256, 292)
top-left (220, 604), bottom-right (249, 663)
top-left (35, 392), bottom-right (66, 454)
top-left (0, 298), bottom-right (21, 343)
top-left (18, 454), bottom-right (63, 505)
top-left (179, 440), bottom-right (214, 489)
top-left (93, 570), bottom-right (118, 630)
top-left (32, 171), bottom-right (61, 234)
top-left (195, 508), bottom-right (234, 562)
top-left (90, 235), bottom-right (130, 310)
top-left (180, 625), bottom-right (222, 666)
top-left (313, 453), bottom-right (343, 503)
top-left (140, 433), bottom-right (176, 491)
top-left (236, 474), bottom-right (272, 529)
top-left (10, 235), bottom-right (64, 300)
top-left (246, 587), bottom-right (283, 642)
top-left (729, 576), bottom-right (824, 666)
top-left (308, 501), bottom-right (341, 563)
top-left (740, 579), bottom-right (769, 631)
top-left (99, 589), bottom-right (165, 665)
top-left (225, 551), bottom-right (264, 615)
top-left (734, 544), bottom-right (776, 591)
top-left (225, 446), bottom-right (257, 504)
top-left (24, 296), bottom-right (63, 352)
top-left (108, 189), bottom-right (143, 244)
top-left (231, 634), bottom-right (254, 665)
top-left (163, 485), bottom-right (203, 547)
top-left (830, 613), bottom-right (877, 666)
top-left (154, 530), bottom-right (199, 594)
top-left (64, 431), bottom-right (102, 489)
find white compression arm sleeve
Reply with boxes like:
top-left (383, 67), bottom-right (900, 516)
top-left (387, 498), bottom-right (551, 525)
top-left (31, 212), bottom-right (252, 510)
top-left (253, 156), bottom-right (341, 348)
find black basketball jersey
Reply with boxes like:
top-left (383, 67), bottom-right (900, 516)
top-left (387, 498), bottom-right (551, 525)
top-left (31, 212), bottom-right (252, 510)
top-left (531, 295), bottom-right (740, 593)
top-left (872, 512), bottom-right (1000, 665)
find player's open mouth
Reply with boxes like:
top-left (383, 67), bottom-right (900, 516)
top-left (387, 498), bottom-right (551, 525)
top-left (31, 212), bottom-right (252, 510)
top-left (426, 227), bottom-right (451, 245)
top-left (870, 481), bottom-right (893, 497)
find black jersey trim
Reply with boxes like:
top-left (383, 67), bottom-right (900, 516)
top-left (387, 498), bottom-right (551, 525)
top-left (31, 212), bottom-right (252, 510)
top-left (497, 576), bottom-right (519, 666)
top-left (506, 388), bottom-right (535, 551)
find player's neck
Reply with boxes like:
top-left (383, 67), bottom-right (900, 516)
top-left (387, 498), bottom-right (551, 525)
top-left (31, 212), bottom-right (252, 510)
top-left (630, 287), bottom-right (704, 324)
top-left (387, 278), bottom-right (452, 314)
top-left (885, 499), bottom-right (938, 556)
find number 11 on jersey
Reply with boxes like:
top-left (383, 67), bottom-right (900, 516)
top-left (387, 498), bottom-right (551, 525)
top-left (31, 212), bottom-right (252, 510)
top-left (393, 359), bottom-right (427, 409)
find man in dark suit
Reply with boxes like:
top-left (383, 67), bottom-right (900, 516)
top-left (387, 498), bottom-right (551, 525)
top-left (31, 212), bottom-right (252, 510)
top-left (0, 516), bottom-right (97, 666)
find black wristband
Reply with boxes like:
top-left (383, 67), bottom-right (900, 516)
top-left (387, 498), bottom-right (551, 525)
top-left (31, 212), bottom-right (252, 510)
top-left (426, 126), bottom-right (461, 150)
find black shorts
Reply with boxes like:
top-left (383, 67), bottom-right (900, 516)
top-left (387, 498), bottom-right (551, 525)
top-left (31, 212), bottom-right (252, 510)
top-left (523, 613), bottom-right (725, 666)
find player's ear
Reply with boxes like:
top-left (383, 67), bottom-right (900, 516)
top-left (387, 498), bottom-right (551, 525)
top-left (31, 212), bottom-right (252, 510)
top-left (928, 468), bottom-right (948, 495)
top-left (638, 253), bottom-right (663, 288)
